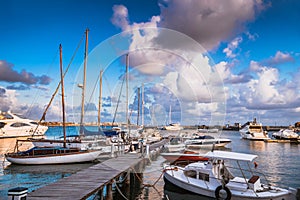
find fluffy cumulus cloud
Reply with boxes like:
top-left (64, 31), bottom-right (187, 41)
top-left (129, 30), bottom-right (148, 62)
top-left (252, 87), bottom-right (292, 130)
top-left (225, 60), bottom-right (300, 125)
top-left (158, 0), bottom-right (265, 50)
top-left (0, 60), bottom-right (52, 87)
top-left (108, 1), bottom-right (267, 125)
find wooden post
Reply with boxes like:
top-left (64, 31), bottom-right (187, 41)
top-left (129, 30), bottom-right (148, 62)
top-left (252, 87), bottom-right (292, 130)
top-left (106, 182), bottom-right (113, 200)
top-left (111, 143), bottom-right (115, 158)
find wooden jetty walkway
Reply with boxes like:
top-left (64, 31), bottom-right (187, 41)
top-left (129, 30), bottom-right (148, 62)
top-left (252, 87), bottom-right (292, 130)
top-left (26, 139), bottom-right (169, 200)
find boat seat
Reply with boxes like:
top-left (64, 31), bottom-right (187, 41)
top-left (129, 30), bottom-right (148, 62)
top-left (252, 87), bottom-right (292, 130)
top-left (226, 177), bottom-right (248, 191)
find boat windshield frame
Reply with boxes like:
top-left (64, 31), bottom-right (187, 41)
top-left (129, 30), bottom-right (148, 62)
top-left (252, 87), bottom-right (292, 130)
top-left (205, 150), bottom-right (257, 162)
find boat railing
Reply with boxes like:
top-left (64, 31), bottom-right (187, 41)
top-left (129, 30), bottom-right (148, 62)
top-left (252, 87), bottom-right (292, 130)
top-left (225, 165), bottom-right (271, 187)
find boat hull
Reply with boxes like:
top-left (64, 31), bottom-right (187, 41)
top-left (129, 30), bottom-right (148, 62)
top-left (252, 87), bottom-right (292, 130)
top-left (185, 139), bottom-right (231, 149)
top-left (239, 129), bottom-right (269, 141)
top-left (5, 150), bottom-right (101, 165)
top-left (164, 169), bottom-right (295, 200)
top-left (161, 152), bottom-right (208, 162)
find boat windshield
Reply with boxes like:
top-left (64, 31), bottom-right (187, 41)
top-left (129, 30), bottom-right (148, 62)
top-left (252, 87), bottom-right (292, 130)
top-left (249, 125), bottom-right (262, 132)
top-left (10, 122), bottom-right (30, 127)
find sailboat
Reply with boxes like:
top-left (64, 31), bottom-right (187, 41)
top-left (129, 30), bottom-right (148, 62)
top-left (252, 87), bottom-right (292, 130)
top-left (163, 105), bottom-right (183, 131)
top-left (5, 44), bottom-right (102, 165)
top-left (81, 69), bottom-right (120, 137)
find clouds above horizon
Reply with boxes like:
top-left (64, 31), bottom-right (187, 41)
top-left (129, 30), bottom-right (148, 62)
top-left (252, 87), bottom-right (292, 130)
top-left (107, 1), bottom-right (300, 125)
top-left (0, 60), bottom-right (52, 87)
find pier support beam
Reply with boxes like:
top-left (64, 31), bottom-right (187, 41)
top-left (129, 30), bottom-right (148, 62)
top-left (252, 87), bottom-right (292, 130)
top-left (106, 182), bottom-right (113, 200)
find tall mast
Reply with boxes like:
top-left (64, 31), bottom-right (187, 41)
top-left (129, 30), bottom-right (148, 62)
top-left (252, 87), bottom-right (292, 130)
top-left (125, 54), bottom-right (129, 127)
top-left (80, 28), bottom-right (89, 135)
top-left (137, 87), bottom-right (140, 126)
top-left (169, 105), bottom-right (172, 124)
top-left (142, 83), bottom-right (144, 127)
top-left (98, 69), bottom-right (103, 129)
top-left (59, 44), bottom-right (66, 148)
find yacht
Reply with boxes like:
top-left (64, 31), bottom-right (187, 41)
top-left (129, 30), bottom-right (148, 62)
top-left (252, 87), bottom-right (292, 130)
top-left (272, 129), bottom-right (299, 140)
top-left (239, 118), bottom-right (269, 140)
top-left (0, 111), bottom-right (48, 138)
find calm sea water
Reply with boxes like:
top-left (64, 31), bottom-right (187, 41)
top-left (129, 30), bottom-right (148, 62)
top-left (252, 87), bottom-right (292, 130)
top-left (0, 127), bottom-right (299, 199)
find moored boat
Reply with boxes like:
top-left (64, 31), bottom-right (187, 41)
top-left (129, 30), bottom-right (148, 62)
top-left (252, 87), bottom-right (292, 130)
top-left (184, 135), bottom-right (231, 149)
top-left (161, 151), bottom-right (208, 163)
top-left (164, 137), bottom-right (186, 152)
top-left (163, 150), bottom-right (297, 200)
top-left (163, 123), bottom-right (183, 131)
top-left (5, 43), bottom-right (103, 165)
top-left (5, 146), bottom-right (101, 165)
top-left (239, 118), bottom-right (269, 140)
top-left (0, 111), bottom-right (48, 138)
top-left (272, 129), bottom-right (299, 140)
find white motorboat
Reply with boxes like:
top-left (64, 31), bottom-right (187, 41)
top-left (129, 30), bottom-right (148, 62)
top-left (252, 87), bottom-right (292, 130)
top-left (239, 118), bottom-right (269, 140)
top-left (164, 150), bottom-right (297, 200)
top-left (0, 111), bottom-right (48, 138)
top-left (184, 135), bottom-right (231, 149)
top-left (272, 129), bottom-right (299, 140)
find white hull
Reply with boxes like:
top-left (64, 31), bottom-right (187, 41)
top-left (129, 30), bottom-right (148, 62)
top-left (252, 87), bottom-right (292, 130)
top-left (240, 129), bottom-right (269, 140)
top-left (165, 143), bottom-right (186, 152)
top-left (0, 111), bottom-right (48, 138)
top-left (185, 138), bottom-right (231, 149)
top-left (5, 150), bottom-right (101, 165)
top-left (164, 171), bottom-right (294, 200)
top-left (272, 129), bottom-right (299, 140)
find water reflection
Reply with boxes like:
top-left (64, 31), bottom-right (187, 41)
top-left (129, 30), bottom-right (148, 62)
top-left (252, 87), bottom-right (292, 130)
top-left (249, 140), bottom-right (266, 152)
top-left (0, 163), bottom-right (94, 198)
top-left (163, 182), bottom-right (214, 200)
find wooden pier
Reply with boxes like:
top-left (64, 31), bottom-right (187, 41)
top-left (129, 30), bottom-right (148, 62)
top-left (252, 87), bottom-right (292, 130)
top-left (26, 139), bottom-right (168, 200)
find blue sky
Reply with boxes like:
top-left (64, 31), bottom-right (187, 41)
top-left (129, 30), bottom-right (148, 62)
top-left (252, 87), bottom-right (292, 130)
top-left (1, 0), bottom-right (300, 126)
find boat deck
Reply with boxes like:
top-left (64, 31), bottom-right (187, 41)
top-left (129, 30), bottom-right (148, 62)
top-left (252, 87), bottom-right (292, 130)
top-left (27, 139), bottom-right (168, 199)
top-left (264, 139), bottom-right (300, 143)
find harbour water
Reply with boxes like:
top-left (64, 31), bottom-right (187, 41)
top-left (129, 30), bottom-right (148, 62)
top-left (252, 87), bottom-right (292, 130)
top-left (0, 127), bottom-right (300, 199)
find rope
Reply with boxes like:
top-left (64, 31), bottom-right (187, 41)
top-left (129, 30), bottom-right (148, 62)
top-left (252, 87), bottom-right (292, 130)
top-left (113, 179), bottom-right (129, 200)
top-left (31, 32), bottom-right (85, 136)
top-left (112, 73), bottom-right (126, 124)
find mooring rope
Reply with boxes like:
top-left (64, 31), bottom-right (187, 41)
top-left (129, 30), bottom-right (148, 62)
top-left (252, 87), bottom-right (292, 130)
top-left (113, 179), bottom-right (129, 200)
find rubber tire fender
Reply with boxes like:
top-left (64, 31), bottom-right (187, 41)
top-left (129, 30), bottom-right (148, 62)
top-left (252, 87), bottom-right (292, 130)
top-left (215, 185), bottom-right (232, 200)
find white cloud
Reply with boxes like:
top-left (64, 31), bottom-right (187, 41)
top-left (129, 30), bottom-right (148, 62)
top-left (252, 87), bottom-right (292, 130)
top-left (223, 37), bottom-right (243, 58)
top-left (271, 51), bottom-right (294, 64)
top-left (0, 87), bottom-right (18, 112)
top-left (158, 0), bottom-right (265, 50)
top-left (111, 5), bottom-right (129, 31)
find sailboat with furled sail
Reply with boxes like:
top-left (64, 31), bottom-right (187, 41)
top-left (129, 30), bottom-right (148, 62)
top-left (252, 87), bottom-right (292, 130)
top-left (5, 44), bottom-right (102, 165)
